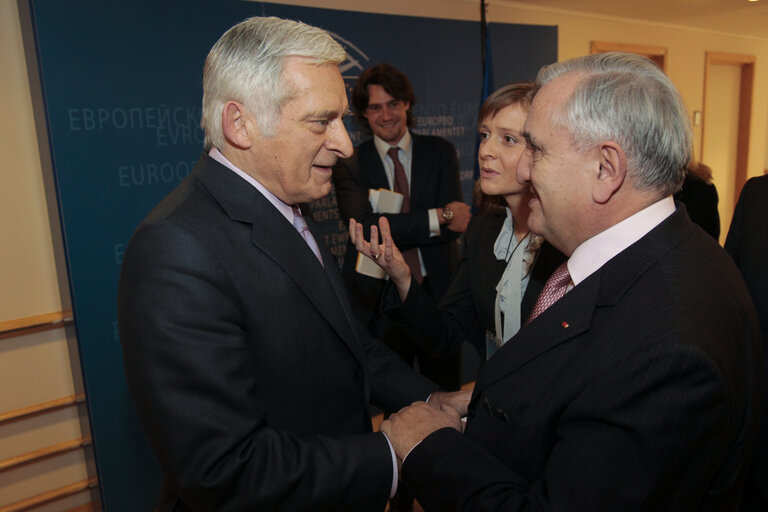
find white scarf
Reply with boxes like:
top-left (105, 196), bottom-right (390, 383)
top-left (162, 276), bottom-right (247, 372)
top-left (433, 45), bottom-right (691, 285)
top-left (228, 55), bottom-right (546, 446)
top-left (487, 208), bottom-right (542, 358)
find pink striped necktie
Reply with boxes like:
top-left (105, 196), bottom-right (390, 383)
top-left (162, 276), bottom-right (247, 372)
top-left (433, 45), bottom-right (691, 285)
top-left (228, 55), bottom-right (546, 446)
top-left (292, 207), bottom-right (323, 266)
top-left (526, 262), bottom-right (571, 323)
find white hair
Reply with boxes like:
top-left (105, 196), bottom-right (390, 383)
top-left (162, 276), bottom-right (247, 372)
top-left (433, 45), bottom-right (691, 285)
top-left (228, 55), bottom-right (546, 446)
top-left (537, 52), bottom-right (691, 195)
top-left (200, 16), bottom-right (346, 149)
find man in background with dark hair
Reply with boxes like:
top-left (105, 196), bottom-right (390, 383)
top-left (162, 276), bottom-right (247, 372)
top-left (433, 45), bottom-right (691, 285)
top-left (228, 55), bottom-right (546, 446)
top-left (332, 62), bottom-right (470, 512)
top-left (333, 63), bottom-right (470, 392)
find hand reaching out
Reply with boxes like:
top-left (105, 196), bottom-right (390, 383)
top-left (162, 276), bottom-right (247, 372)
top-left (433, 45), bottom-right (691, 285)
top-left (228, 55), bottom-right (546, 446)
top-left (349, 217), bottom-right (412, 300)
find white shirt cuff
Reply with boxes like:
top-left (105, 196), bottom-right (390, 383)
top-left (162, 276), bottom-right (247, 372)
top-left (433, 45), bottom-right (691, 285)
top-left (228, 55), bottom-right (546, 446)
top-left (382, 432), bottom-right (399, 498)
top-left (428, 208), bottom-right (440, 236)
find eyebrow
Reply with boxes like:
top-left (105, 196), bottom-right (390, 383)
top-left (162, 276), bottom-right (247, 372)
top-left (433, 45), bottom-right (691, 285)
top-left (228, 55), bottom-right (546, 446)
top-left (301, 109), bottom-right (341, 122)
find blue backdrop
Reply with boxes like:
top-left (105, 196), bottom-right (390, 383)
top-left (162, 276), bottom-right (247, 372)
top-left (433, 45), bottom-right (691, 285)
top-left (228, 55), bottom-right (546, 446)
top-left (22, 0), bottom-right (556, 508)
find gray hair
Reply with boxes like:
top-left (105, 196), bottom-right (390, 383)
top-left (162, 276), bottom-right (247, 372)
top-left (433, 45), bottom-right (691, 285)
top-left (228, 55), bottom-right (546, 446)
top-left (201, 16), bottom-right (346, 149)
top-left (536, 52), bottom-right (691, 195)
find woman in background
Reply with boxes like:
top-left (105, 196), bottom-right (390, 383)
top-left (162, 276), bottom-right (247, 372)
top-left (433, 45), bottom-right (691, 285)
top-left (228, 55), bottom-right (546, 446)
top-left (674, 160), bottom-right (720, 239)
top-left (350, 82), bottom-right (564, 360)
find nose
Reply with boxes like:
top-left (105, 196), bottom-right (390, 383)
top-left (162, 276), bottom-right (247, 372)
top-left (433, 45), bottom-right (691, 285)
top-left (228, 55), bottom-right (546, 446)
top-left (516, 148), bottom-right (531, 185)
top-left (380, 104), bottom-right (396, 119)
top-left (329, 119), bottom-right (353, 158)
top-left (478, 139), bottom-right (493, 161)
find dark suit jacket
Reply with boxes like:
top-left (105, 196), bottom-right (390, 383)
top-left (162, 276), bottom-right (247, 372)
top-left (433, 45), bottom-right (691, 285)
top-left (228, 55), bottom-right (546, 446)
top-left (725, 175), bottom-right (768, 512)
top-left (332, 134), bottom-right (462, 322)
top-left (382, 211), bottom-right (566, 357)
top-left (118, 153), bottom-right (435, 512)
top-left (402, 207), bottom-right (763, 511)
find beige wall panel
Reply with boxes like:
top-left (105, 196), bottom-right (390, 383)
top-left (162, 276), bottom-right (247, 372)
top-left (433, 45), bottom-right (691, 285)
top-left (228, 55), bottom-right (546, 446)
top-left (703, 64), bottom-right (741, 244)
top-left (0, 450), bottom-right (89, 507)
top-left (0, 406), bottom-right (84, 461)
top-left (28, 492), bottom-right (94, 512)
top-left (0, 0), bottom-right (63, 323)
top-left (0, 329), bottom-right (77, 412)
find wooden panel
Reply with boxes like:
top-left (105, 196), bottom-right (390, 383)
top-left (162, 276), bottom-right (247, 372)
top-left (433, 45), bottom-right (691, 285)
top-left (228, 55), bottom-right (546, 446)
top-left (0, 478), bottom-right (97, 512)
top-left (0, 394), bottom-right (85, 426)
top-left (591, 41), bottom-right (667, 71)
top-left (0, 436), bottom-right (91, 472)
top-left (0, 311), bottom-right (73, 340)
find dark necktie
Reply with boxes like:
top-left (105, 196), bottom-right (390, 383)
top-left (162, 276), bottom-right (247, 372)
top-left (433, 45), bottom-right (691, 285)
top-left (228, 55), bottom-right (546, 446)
top-left (387, 147), bottom-right (423, 283)
top-left (526, 262), bottom-right (571, 323)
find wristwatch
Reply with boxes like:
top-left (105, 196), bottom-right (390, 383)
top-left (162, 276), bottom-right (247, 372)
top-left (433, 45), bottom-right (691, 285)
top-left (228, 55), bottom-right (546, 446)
top-left (442, 207), bottom-right (454, 222)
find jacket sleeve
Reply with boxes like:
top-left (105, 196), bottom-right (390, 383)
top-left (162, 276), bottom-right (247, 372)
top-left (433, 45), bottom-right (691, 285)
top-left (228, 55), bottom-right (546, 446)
top-left (381, 214), bottom-right (481, 357)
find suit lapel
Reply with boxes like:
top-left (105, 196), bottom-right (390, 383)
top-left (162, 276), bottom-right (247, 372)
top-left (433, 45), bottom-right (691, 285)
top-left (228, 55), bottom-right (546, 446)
top-left (474, 207), bottom-right (691, 397)
top-left (194, 155), bottom-right (366, 368)
top-left (476, 274), bottom-right (598, 394)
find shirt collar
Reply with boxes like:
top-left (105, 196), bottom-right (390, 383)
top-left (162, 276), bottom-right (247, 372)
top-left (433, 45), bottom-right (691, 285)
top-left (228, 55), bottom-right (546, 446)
top-left (568, 196), bottom-right (676, 285)
top-left (373, 130), bottom-right (412, 161)
top-left (208, 147), bottom-right (295, 223)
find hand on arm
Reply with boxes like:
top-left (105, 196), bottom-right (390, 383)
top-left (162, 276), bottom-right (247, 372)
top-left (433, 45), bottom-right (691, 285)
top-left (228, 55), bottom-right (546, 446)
top-left (427, 388), bottom-right (473, 418)
top-left (379, 401), bottom-right (463, 464)
top-left (349, 216), bottom-right (412, 300)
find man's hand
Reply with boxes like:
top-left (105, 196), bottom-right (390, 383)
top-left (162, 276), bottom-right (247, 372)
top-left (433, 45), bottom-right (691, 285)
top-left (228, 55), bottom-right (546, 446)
top-left (380, 401), bottom-right (463, 463)
top-left (428, 388), bottom-right (472, 417)
top-left (349, 217), bottom-right (412, 300)
top-left (444, 201), bottom-right (471, 233)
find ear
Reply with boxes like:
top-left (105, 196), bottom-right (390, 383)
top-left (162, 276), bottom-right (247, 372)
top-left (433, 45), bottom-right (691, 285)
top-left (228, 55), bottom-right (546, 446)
top-left (221, 101), bottom-right (253, 150)
top-left (592, 141), bottom-right (626, 204)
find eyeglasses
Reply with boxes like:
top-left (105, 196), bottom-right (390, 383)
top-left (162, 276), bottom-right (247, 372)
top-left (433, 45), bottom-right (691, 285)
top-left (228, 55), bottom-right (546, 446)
top-left (365, 100), bottom-right (404, 114)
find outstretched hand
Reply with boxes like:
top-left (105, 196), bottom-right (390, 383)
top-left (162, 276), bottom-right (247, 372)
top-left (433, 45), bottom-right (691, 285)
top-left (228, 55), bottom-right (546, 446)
top-left (349, 217), bottom-right (412, 300)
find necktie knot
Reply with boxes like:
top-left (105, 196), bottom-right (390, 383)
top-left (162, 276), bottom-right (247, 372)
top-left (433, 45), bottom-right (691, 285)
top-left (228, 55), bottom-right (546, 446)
top-left (292, 207), bottom-right (309, 234)
top-left (526, 261), bottom-right (571, 323)
top-left (292, 206), bottom-right (323, 266)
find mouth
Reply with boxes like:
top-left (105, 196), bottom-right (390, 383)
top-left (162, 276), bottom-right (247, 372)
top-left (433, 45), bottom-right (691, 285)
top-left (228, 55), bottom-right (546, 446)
top-left (312, 162), bottom-right (335, 174)
top-left (480, 167), bottom-right (500, 177)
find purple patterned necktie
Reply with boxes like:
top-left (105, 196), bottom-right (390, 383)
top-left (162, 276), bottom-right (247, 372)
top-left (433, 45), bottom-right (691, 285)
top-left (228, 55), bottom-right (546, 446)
top-left (526, 262), bottom-right (571, 323)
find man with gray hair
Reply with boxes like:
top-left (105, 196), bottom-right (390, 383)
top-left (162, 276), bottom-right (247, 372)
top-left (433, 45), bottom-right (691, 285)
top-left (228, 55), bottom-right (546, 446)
top-left (118, 16), bottom-right (465, 511)
top-left (381, 52), bottom-right (763, 511)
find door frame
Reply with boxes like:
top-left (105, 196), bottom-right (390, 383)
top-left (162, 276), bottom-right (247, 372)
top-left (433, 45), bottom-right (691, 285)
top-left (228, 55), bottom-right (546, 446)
top-left (702, 51), bottom-right (755, 203)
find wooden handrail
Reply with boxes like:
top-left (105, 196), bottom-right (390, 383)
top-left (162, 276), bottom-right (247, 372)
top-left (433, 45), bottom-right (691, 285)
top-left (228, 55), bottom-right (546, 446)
top-left (0, 436), bottom-right (92, 473)
top-left (0, 394), bottom-right (85, 426)
top-left (64, 504), bottom-right (96, 512)
top-left (0, 478), bottom-right (97, 512)
top-left (0, 310), bottom-right (74, 340)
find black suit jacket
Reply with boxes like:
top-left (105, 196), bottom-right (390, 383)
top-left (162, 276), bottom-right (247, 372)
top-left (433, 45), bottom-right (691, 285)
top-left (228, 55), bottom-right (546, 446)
top-left (118, 153), bottom-right (435, 512)
top-left (402, 207), bottom-right (763, 511)
top-left (382, 211), bottom-right (565, 357)
top-left (332, 134), bottom-right (462, 321)
top-left (725, 175), bottom-right (768, 511)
